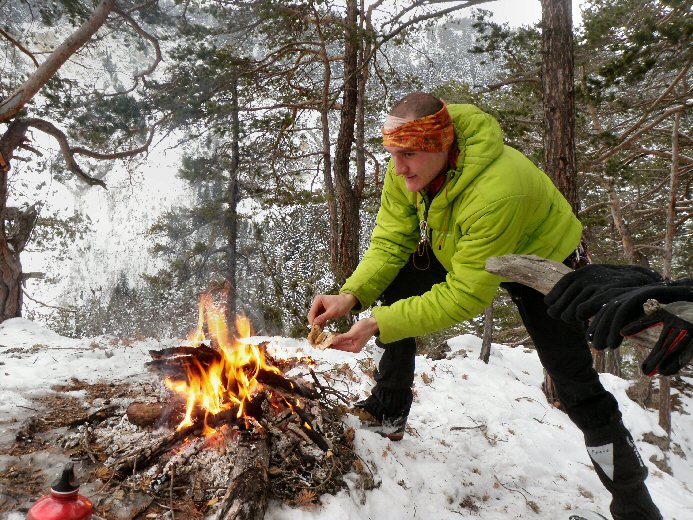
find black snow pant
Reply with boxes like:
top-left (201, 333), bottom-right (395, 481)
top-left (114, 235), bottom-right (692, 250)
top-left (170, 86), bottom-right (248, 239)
top-left (366, 247), bottom-right (662, 520)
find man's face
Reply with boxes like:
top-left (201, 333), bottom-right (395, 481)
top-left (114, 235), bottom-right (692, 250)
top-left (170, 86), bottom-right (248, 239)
top-left (384, 146), bottom-right (448, 192)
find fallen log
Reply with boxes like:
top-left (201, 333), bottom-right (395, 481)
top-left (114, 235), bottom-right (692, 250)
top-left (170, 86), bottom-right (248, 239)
top-left (217, 430), bottom-right (270, 520)
top-left (485, 254), bottom-right (690, 348)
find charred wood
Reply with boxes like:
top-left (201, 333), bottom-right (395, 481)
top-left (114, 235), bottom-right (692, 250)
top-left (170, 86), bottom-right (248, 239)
top-left (217, 430), bottom-right (270, 520)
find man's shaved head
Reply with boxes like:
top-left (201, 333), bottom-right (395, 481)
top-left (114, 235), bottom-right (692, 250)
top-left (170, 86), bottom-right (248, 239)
top-left (389, 92), bottom-right (444, 120)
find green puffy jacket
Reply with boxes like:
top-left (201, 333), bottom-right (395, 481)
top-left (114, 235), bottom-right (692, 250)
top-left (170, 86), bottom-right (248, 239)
top-left (340, 104), bottom-right (583, 343)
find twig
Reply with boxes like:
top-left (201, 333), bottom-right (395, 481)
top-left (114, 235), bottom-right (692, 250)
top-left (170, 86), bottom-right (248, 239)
top-left (82, 427), bottom-right (98, 464)
top-left (169, 467), bottom-right (175, 520)
top-left (450, 424), bottom-right (486, 431)
top-left (494, 475), bottom-right (532, 505)
top-left (21, 289), bottom-right (78, 313)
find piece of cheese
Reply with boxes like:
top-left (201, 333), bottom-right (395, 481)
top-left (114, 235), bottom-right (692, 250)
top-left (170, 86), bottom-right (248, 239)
top-left (307, 324), bottom-right (334, 350)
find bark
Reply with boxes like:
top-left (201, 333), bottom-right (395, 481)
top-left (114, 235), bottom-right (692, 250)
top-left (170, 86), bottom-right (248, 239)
top-left (225, 71), bottom-right (240, 323)
top-left (217, 430), bottom-right (270, 520)
top-left (541, 0), bottom-right (578, 212)
top-left (480, 304), bottom-right (493, 363)
top-left (540, 0), bottom-right (577, 401)
top-left (0, 0), bottom-right (116, 122)
top-left (332, 0), bottom-right (360, 284)
top-left (0, 121), bottom-right (38, 320)
top-left (126, 402), bottom-right (169, 428)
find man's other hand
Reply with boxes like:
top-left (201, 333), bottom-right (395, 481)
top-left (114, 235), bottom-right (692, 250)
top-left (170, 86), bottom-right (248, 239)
top-left (308, 293), bottom-right (358, 326)
top-left (330, 317), bottom-right (380, 353)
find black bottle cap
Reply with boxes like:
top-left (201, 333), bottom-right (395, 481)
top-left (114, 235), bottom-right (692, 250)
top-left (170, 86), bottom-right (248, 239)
top-left (51, 463), bottom-right (80, 493)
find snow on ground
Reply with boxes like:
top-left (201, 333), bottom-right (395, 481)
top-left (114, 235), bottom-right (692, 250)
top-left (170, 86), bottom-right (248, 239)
top-left (1, 318), bottom-right (692, 519)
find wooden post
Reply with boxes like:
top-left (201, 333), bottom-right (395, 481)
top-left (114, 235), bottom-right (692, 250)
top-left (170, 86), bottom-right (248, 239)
top-left (480, 303), bottom-right (493, 364)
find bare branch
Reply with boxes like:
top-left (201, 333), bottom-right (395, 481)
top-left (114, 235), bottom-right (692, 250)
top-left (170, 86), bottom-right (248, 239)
top-left (475, 76), bottom-right (541, 93)
top-left (25, 118), bottom-right (107, 187)
top-left (589, 102), bottom-right (692, 166)
top-left (112, 5), bottom-right (162, 81)
top-left (0, 0), bottom-right (116, 122)
top-left (379, 0), bottom-right (490, 46)
top-left (71, 127), bottom-right (156, 161)
top-left (0, 27), bottom-right (39, 68)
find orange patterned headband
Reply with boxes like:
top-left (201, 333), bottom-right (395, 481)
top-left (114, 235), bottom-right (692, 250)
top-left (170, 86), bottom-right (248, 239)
top-left (381, 102), bottom-right (455, 152)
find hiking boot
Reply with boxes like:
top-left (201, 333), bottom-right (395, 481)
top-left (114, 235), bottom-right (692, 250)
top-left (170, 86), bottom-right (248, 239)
top-left (610, 484), bottom-right (663, 520)
top-left (351, 397), bottom-right (407, 441)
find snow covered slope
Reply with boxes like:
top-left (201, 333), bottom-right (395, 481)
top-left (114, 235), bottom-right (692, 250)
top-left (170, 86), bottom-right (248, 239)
top-left (1, 320), bottom-right (691, 519)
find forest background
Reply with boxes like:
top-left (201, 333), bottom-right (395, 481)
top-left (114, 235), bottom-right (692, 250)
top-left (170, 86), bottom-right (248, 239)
top-left (1, 0), bottom-right (691, 413)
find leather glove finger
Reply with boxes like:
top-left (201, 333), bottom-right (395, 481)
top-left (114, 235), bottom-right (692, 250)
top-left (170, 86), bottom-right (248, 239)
top-left (621, 309), bottom-right (693, 376)
top-left (590, 285), bottom-right (693, 350)
top-left (573, 286), bottom-right (633, 322)
top-left (587, 299), bottom-right (624, 350)
top-left (545, 264), bottom-right (662, 321)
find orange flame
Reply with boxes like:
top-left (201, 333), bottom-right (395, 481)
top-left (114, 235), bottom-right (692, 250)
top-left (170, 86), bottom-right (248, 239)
top-left (165, 293), bottom-right (280, 434)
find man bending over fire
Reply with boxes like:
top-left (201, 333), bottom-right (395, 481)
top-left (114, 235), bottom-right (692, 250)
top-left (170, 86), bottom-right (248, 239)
top-left (308, 92), bottom-right (663, 520)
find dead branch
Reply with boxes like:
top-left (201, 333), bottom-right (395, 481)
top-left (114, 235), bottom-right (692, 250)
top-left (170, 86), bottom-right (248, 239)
top-left (113, 5), bottom-right (162, 81)
top-left (0, 27), bottom-right (39, 68)
top-left (23, 118), bottom-right (106, 187)
top-left (485, 254), bottom-right (682, 349)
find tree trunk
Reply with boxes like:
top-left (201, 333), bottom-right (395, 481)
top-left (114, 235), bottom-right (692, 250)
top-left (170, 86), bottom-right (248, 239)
top-left (332, 0), bottom-right (360, 285)
top-left (0, 121), bottom-right (39, 322)
top-left (657, 110), bottom-right (681, 438)
top-left (541, 0), bottom-right (577, 212)
top-left (0, 0), bottom-right (116, 122)
top-left (605, 180), bottom-right (650, 266)
top-left (480, 303), bottom-right (493, 363)
top-left (540, 0), bottom-right (577, 403)
top-left (225, 70), bottom-right (240, 323)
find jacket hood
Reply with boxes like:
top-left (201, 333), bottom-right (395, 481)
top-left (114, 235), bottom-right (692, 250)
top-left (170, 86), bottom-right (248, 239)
top-left (443, 103), bottom-right (504, 200)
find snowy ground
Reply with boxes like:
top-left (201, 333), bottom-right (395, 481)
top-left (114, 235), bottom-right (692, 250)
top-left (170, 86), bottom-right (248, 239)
top-left (1, 318), bottom-right (692, 519)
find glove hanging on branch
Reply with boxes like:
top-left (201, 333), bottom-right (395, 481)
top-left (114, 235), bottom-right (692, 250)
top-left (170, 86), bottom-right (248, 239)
top-left (544, 264), bottom-right (663, 322)
top-left (585, 283), bottom-right (693, 350)
top-left (621, 305), bottom-right (693, 377)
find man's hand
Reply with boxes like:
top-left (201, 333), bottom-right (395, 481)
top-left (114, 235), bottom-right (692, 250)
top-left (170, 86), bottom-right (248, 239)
top-left (621, 307), bottom-right (693, 376)
top-left (330, 317), bottom-right (380, 353)
top-left (307, 293), bottom-right (358, 326)
top-left (545, 264), bottom-right (663, 322)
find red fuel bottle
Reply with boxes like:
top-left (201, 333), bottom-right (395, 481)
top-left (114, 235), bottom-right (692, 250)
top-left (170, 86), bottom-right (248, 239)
top-left (27, 464), bottom-right (93, 520)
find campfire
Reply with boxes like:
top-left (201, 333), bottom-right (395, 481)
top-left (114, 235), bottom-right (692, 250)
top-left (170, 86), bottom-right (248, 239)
top-left (51, 291), bottom-right (359, 519)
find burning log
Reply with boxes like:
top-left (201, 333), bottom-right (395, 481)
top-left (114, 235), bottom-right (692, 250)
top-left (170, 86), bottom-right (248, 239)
top-left (113, 404), bottom-right (242, 477)
top-left (217, 430), bottom-right (270, 520)
top-left (256, 368), bottom-right (319, 399)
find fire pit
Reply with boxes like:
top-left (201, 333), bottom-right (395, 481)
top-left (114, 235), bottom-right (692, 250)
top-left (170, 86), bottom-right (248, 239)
top-left (50, 292), bottom-right (359, 519)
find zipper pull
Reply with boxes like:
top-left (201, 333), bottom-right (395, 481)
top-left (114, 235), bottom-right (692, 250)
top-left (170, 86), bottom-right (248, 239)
top-left (418, 220), bottom-right (429, 248)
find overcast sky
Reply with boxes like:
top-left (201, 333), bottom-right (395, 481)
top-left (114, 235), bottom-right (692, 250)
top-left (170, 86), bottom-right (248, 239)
top-left (485, 0), bottom-right (584, 27)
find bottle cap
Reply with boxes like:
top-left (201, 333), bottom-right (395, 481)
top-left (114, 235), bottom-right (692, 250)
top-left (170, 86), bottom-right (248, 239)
top-left (50, 463), bottom-right (80, 493)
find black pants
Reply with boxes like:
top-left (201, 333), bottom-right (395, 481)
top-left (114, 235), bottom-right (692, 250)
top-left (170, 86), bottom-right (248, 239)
top-left (369, 248), bottom-right (661, 519)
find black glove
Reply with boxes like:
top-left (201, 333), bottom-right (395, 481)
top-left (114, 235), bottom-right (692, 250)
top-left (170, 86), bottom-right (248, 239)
top-left (545, 264), bottom-right (663, 322)
top-left (587, 283), bottom-right (693, 350)
top-left (620, 307), bottom-right (693, 376)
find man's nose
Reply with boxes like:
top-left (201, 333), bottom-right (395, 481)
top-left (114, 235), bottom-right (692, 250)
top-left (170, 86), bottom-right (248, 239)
top-left (394, 157), bottom-right (408, 176)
